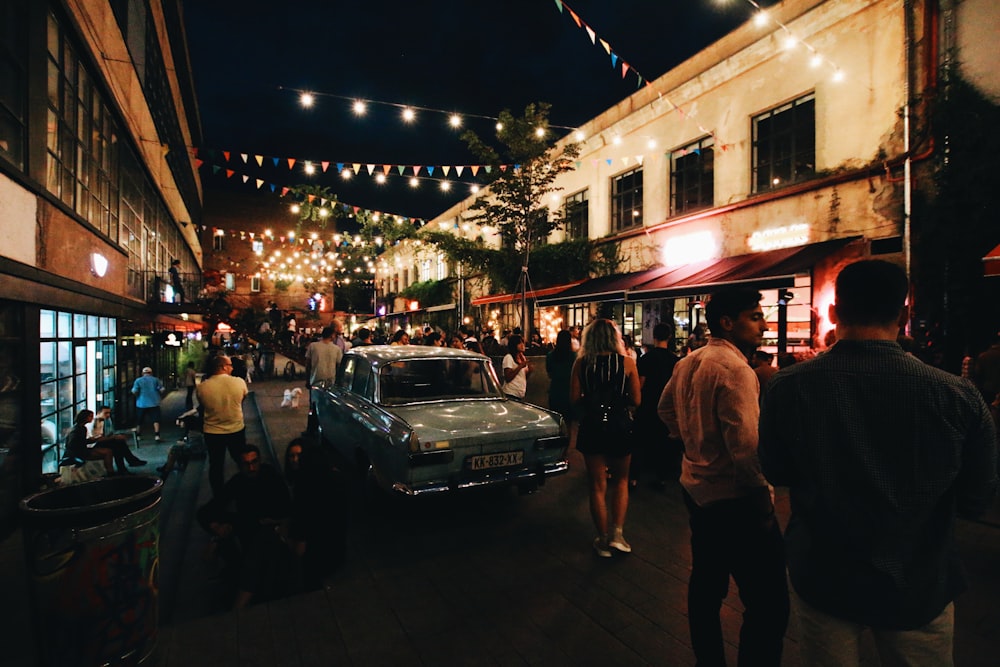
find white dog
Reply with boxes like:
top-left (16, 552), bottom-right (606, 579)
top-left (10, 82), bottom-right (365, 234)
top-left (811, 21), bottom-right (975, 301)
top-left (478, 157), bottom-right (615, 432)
top-left (281, 387), bottom-right (303, 409)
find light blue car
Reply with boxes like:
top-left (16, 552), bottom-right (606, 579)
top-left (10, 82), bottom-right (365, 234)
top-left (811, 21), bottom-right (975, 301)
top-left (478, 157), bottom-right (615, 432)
top-left (312, 345), bottom-right (569, 496)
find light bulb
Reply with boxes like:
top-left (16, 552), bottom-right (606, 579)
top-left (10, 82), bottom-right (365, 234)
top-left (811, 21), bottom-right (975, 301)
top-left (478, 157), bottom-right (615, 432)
top-left (352, 100), bottom-right (367, 115)
top-left (300, 92), bottom-right (314, 107)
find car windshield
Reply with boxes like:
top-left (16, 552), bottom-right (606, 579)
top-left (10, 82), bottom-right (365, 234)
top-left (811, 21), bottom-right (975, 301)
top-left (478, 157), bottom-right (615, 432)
top-left (379, 358), bottom-right (501, 405)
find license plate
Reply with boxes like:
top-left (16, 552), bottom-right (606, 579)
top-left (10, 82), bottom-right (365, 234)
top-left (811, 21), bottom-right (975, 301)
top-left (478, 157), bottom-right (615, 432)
top-left (468, 450), bottom-right (523, 470)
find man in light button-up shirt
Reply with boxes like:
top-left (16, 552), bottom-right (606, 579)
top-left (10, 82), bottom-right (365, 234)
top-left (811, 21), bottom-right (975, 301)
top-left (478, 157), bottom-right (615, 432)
top-left (659, 287), bottom-right (788, 667)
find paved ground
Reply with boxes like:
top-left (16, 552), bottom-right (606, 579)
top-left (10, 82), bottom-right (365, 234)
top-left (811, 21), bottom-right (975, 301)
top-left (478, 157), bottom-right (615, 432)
top-left (2, 355), bottom-right (999, 666)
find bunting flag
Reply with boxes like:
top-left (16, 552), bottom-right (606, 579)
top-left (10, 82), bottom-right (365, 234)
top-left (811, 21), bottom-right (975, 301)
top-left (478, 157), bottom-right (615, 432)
top-left (550, 0), bottom-right (731, 152)
top-left (255, 155), bottom-right (264, 167)
top-left (241, 153), bottom-right (248, 163)
top-left (223, 151), bottom-right (231, 162)
top-left (321, 161), bottom-right (330, 172)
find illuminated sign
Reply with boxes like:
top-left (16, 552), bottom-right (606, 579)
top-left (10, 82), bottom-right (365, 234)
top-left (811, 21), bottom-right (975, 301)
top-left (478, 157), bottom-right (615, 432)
top-left (90, 252), bottom-right (109, 277)
top-left (747, 223), bottom-right (810, 252)
top-left (663, 231), bottom-right (718, 267)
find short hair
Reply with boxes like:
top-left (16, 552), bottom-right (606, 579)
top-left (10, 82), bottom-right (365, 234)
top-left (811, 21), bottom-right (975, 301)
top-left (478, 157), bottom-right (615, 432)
top-left (321, 325), bottom-right (335, 339)
top-left (652, 322), bottom-right (672, 342)
top-left (834, 260), bottom-right (908, 326)
top-left (357, 327), bottom-right (371, 340)
top-left (96, 404), bottom-right (110, 413)
top-left (705, 288), bottom-right (763, 333)
top-left (209, 355), bottom-right (230, 374)
top-left (580, 319), bottom-right (624, 360)
top-left (239, 444), bottom-right (261, 459)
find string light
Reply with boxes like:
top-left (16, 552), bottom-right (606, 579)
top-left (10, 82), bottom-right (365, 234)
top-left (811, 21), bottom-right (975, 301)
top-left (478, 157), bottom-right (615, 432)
top-left (352, 100), bottom-right (367, 115)
top-left (401, 107), bottom-right (416, 123)
top-left (448, 114), bottom-right (462, 128)
top-left (299, 92), bottom-right (314, 107)
top-left (739, 0), bottom-right (845, 82)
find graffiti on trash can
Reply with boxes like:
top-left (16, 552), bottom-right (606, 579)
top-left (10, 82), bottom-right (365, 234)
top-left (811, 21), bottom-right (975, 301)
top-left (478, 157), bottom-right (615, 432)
top-left (29, 518), bottom-right (159, 666)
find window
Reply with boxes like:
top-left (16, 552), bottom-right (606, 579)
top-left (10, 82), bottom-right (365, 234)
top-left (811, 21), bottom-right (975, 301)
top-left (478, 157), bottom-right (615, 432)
top-left (0, 0), bottom-right (28, 170)
top-left (436, 254), bottom-right (447, 281)
top-left (611, 167), bottom-right (643, 231)
top-left (45, 10), bottom-right (120, 240)
top-left (250, 276), bottom-right (261, 292)
top-left (420, 259), bottom-right (431, 282)
top-left (564, 189), bottom-right (589, 240)
top-left (671, 137), bottom-right (714, 216)
top-left (752, 93), bottom-right (815, 193)
top-left (252, 239), bottom-right (263, 254)
top-left (225, 273), bottom-right (235, 291)
top-left (213, 232), bottom-right (225, 251)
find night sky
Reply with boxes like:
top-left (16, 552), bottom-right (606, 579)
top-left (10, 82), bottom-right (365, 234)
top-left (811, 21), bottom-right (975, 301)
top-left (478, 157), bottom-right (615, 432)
top-left (183, 0), bottom-right (776, 220)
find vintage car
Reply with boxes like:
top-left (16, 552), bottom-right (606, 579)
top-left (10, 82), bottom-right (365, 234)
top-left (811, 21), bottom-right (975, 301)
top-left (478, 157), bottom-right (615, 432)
top-left (311, 345), bottom-right (569, 496)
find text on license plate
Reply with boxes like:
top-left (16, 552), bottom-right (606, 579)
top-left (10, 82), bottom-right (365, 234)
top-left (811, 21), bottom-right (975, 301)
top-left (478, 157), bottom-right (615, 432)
top-left (468, 450), bottom-right (524, 470)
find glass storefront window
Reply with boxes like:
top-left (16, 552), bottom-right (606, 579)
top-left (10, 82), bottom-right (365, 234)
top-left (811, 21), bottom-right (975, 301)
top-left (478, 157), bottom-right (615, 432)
top-left (40, 310), bottom-right (55, 338)
top-left (57, 311), bottom-right (70, 338)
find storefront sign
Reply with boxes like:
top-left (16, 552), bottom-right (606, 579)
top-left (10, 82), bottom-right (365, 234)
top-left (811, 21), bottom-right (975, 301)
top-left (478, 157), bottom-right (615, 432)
top-left (663, 231), bottom-right (718, 267)
top-left (747, 223), bottom-right (810, 252)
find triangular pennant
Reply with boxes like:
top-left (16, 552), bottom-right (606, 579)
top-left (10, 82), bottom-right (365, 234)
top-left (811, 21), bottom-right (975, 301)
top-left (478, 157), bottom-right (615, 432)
top-left (240, 153), bottom-right (248, 163)
top-left (585, 26), bottom-right (596, 44)
top-left (195, 159), bottom-right (204, 169)
top-left (621, 62), bottom-right (630, 78)
top-left (242, 175), bottom-right (249, 183)
top-left (226, 169), bottom-right (234, 178)
top-left (336, 163), bottom-right (344, 173)
top-left (455, 165), bottom-right (464, 177)
top-left (600, 39), bottom-right (611, 55)
top-left (397, 165), bottom-right (406, 175)
top-left (636, 155), bottom-right (644, 165)
top-left (353, 206), bottom-right (360, 214)
top-left (485, 166), bottom-right (492, 174)
top-left (287, 158), bottom-right (296, 169)
top-left (383, 165), bottom-right (392, 175)
top-left (442, 166), bottom-right (451, 176)
top-left (321, 161), bottom-right (330, 172)
top-left (412, 166), bottom-right (421, 176)
top-left (621, 157), bottom-right (630, 166)
top-left (255, 179), bottom-right (264, 189)
top-left (211, 165), bottom-right (220, 175)
top-left (366, 164), bottom-right (375, 175)
top-left (352, 163), bottom-right (361, 174)
top-left (470, 165), bottom-right (480, 176)
top-left (272, 157), bottom-right (280, 167)
top-left (270, 184), bottom-right (276, 192)
top-left (280, 187), bottom-right (289, 196)
top-left (554, 0), bottom-right (563, 12)
top-left (307, 194), bottom-right (316, 202)
top-left (427, 166), bottom-right (435, 176)
top-left (569, 9), bottom-right (581, 27)
top-left (575, 161), bottom-right (582, 169)
top-left (223, 151), bottom-right (231, 162)
top-left (611, 53), bottom-right (618, 68)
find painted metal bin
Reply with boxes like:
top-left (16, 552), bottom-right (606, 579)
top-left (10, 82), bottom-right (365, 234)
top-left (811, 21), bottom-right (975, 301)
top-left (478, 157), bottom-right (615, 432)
top-left (20, 476), bottom-right (163, 667)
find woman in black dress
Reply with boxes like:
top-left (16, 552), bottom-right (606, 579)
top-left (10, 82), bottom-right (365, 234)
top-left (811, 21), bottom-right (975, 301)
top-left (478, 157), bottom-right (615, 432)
top-left (570, 319), bottom-right (640, 557)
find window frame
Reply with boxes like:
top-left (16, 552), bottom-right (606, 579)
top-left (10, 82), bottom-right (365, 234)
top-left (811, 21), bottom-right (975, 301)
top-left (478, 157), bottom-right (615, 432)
top-left (611, 166), bottom-right (643, 232)
top-left (752, 92), bottom-right (816, 193)
top-left (670, 136), bottom-right (715, 216)
top-left (563, 189), bottom-right (589, 240)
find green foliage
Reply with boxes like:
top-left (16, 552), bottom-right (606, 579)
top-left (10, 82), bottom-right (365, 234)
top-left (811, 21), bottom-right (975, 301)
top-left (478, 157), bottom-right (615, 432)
top-left (273, 278), bottom-right (292, 292)
top-left (592, 241), bottom-right (625, 277)
top-left (460, 102), bottom-right (580, 260)
top-left (400, 279), bottom-right (454, 307)
top-left (357, 209), bottom-right (420, 245)
top-left (286, 184), bottom-right (342, 229)
top-left (530, 239), bottom-right (597, 285)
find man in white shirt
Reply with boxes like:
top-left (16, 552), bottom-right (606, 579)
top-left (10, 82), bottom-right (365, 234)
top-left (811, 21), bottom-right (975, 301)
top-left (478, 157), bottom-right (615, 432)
top-left (304, 326), bottom-right (343, 435)
top-left (89, 405), bottom-right (146, 468)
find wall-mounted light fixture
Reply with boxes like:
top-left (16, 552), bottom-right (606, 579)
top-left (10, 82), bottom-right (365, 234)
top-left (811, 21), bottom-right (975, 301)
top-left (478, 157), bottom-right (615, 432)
top-left (90, 252), bottom-right (109, 277)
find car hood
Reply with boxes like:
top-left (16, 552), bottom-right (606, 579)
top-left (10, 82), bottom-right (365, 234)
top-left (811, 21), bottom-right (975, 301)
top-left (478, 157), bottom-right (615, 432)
top-left (389, 400), bottom-right (559, 443)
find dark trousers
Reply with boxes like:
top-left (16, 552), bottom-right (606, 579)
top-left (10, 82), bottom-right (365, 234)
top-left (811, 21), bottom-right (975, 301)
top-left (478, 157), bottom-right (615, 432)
top-left (185, 385), bottom-right (195, 410)
top-left (682, 489), bottom-right (789, 667)
top-left (205, 429), bottom-right (246, 496)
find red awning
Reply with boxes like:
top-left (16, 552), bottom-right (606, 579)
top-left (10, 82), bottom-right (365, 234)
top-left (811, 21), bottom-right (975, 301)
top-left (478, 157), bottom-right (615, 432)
top-left (984, 243), bottom-right (1000, 277)
top-left (534, 268), bottom-right (668, 306)
top-left (625, 237), bottom-right (859, 300)
top-left (471, 280), bottom-right (586, 307)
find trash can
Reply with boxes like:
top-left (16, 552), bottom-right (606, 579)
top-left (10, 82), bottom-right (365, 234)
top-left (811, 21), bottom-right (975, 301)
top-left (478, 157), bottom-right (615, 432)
top-left (19, 475), bottom-right (163, 667)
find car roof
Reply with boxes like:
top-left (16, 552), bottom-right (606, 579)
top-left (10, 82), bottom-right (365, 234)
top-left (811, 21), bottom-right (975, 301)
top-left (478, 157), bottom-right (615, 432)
top-left (347, 344), bottom-right (488, 364)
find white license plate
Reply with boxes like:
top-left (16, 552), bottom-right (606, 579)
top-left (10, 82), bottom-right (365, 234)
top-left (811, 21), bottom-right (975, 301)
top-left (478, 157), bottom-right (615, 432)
top-left (468, 450), bottom-right (524, 471)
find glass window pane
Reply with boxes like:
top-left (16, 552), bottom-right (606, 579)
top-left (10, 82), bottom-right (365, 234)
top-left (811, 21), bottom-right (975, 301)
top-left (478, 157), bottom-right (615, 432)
top-left (109, 318), bottom-right (116, 337)
top-left (74, 313), bottom-right (86, 337)
top-left (57, 311), bottom-right (71, 338)
top-left (56, 341), bottom-right (71, 378)
top-left (88, 315), bottom-right (98, 336)
top-left (75, 374), bottom-right (86, 402)
top-left (40, 342), bottom-right (55, 381)
top-left (57, 377), bottom-right (72, 409)
top-left (56, 409), bottom-right (73, 446)
top-left (40, 310), bottom-right (55, 338)
top-left (74, 344), bottom-right (85, 372)
top-left (40, 380), bottom-right (56, 418)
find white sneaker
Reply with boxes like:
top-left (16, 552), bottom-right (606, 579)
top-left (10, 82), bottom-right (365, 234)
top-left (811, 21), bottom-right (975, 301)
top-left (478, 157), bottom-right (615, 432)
top-left (593, 537), bottom-right (612, 558)
top-left (609, 533), bottom-right (632, 554)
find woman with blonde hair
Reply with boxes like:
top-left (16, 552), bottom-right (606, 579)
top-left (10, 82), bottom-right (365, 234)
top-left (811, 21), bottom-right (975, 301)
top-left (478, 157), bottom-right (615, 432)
top-left (570, 319), bottom-right (640, 557)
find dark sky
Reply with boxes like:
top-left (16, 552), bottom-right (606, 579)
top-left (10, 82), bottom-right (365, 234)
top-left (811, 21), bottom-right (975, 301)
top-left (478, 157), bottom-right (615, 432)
top-left (184, 0), bottom-right (775, 220)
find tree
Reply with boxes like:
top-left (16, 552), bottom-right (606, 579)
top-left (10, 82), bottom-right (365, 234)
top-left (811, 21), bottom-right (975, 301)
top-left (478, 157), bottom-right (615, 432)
top-left (461, 102), bottom-right (580, 340)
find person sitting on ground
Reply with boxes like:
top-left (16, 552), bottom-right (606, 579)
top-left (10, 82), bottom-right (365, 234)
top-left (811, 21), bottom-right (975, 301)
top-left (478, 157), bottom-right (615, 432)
top-left (157, 407), bottom-right (204, 479)
top-left (197, 445), bottom-right (292, 610)
top-left (89, 405), bottom-right (147, 468)
top-left (284, 438), bottom-right (347, 590)
top-left (64, 408), bottom-right (118, 476)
